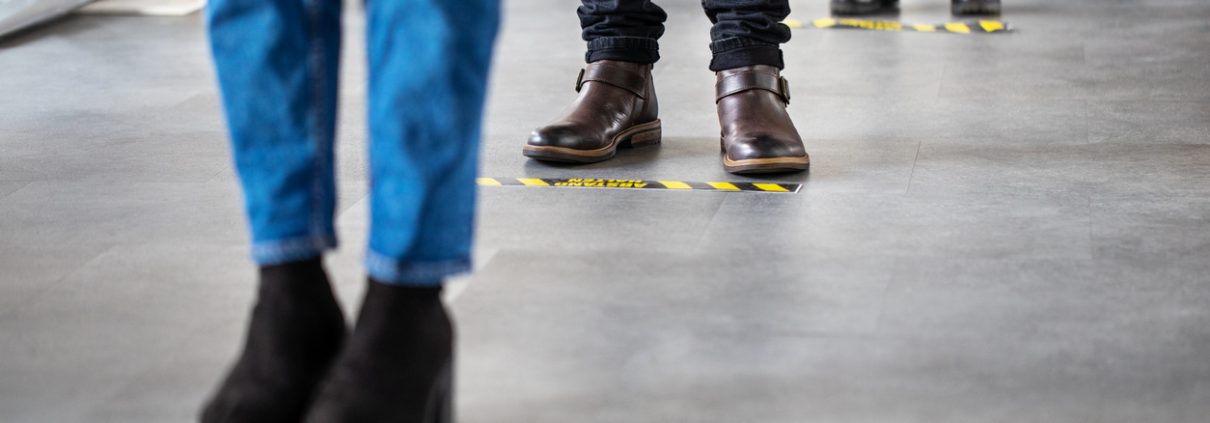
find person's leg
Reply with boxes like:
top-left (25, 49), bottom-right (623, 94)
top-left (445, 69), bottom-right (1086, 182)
top-left (304, 0), bottom-right (500, 420)
top-left (525, 0), bottom-right (664, 163)
top-left (210, 0), bottom-right (341, 261)
top-left (703, 0), bottom-right (809, 174)
top-left (579, 0), bottom-right (667, 64)
top-left (701, 0), bottom-right (790, 72)
top-left (359, 0), bottom-right (498, 286)
top-left (201, 0), bottom-right (346, 422)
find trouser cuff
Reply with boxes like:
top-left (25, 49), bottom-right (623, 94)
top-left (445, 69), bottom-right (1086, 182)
top-left (709, 38), bottom-right (784, 71)
top-left (250, 234), bottom-right (338, 265)
top-left (365, 252), bottom-right (470, 286)
top-left (586, 36), bottom-right (660, 64)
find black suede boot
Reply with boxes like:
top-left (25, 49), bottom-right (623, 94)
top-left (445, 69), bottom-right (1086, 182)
top-left (304, 279), bottom-right (454, 423)
top-left (200, 258), bottom-right (347, 423)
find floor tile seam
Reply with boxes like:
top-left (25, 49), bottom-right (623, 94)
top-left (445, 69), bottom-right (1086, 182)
top-left (700, 191), bottom-right (1098, 209)
top-left (1083, 140), bottom-right (1210, 148)
top-left (643, 326), bottom-right (1118, 344)
top-left (1086, 131), bottom-right (1210, 144)
top-left (446, 249), bottom-right (502, 303)
top-left (0, 174), bottom-right (235, 186)
top-left (89, 240), bottom-right (248, 251)
top-left (1088, 192), bottom-right (1210, 202)
top-left (905, 140), bottom-right (922, 194)
top-left (476, 245), bottom-right (861, 260)
top-left (0, 181), bottom-right (33, 202)
top-left (799, 94), bottom-right (1097, 105)
top-left (0, 243), bottom-right (119, 321)
top-left (471, 244), bottom-right (725, 259)
top-left (207, 167), bottom-right (232, 183)
top-left (1085, 97), bottom-right (1210, 107)
top-left (750, 189), bottom-right (1103, 205)
top-left (690, 251), bottom-right (1099, 268)
top-left (912, 139), bottom-right (1198, 155)
top-left (934, 92), bottom-right (1132, 102)
top-left (856, 189), bottom-right (1095, 204)
top-left (335, 193), bottom-right (368, 217)
top-left (674, 328), bottom-right (889, 341)
top-left (483, 247), bottom-right (1097, 264)
top-left (3, 179), bottom-right (232, 191)
top-left (879, 193), bottom-right (1101, 210)
top-left (686, 194), bottom-right (728, 255)
top-left (857, 329), bottom-right (1130, 345)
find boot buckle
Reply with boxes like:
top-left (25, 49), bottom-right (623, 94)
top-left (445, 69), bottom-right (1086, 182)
top-left (779, 77), bottom-right (791, 105)
top-left (575, 68), bottom-right (586, 92)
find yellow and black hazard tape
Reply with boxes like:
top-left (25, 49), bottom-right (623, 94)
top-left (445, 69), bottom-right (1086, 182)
top-left (784, 18), bottom-right (1010, 34)
top-left (477, 177), bottom-right (800, 193)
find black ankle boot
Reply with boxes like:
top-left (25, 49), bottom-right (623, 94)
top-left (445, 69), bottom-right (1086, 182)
top-left (200, 258), bottom-right (347, 423)
top-left (304, 279), bottom-right (454, 423)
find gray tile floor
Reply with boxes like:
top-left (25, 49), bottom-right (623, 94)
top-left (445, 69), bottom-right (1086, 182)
top-left (2, 0), bottom-right (1210, 421)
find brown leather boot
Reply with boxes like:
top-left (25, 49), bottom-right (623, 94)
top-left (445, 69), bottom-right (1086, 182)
top-left (716, 65), bottom-right (810, 174)
top-left (525, 60), bottom-right (660, 163)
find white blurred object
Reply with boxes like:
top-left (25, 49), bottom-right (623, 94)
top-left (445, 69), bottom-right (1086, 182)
top-left (77, 0), bottom-right (205, 16)
top-left (0, 0), bottom-right (95, 37)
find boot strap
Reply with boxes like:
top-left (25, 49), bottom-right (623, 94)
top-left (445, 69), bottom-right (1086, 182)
top-left (715, 72), bottom-right (791, 105)
top-left (575, 64), bottom-right (648, 99)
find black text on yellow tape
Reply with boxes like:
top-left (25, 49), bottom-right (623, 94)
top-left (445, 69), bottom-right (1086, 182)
top-left (784, 18), bottom-right (1010, 34)
top-left (477, 177), bottom-right (800, 193)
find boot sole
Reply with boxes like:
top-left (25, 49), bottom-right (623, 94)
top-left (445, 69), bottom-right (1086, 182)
top-left (723, 155), bottom-right (810, 175)
top-left (523, 119), bottom-right (662, 164)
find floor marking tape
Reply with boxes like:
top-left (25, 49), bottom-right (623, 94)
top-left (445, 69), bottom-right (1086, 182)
top-left (707, 182), bottom-right (741, 191)
top-left (517, 178), bottom-right (549, 187)
top-left (784, 18), bottom-right (1012, 34)
top-left (477, 177), bottom-right (801, 193)
top-left (660, 180), bottom-right (693, 190)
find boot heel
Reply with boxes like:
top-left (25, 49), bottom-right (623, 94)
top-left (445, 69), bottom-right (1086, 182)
top-left (425, 361), bottom-right (454, 423)
top-left (619, 119), bottom-right (662, 148)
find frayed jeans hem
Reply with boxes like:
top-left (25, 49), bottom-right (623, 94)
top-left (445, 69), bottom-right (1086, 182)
top-left (364, 252), bottom-right (470, 286)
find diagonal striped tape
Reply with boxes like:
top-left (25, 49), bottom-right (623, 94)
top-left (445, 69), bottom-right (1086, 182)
top-left (784, 18), bottom-right (1012, 34)
top-left (476, 177), bottom-right (800, 193)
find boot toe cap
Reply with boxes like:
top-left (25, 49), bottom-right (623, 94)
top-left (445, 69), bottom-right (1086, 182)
top-left (528, 125), bottom-right (588, 149)
top-left (725, 136), bottom-right (808, 161)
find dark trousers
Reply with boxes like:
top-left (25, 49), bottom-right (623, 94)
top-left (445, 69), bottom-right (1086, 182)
top-left (577, 0), bottom-right (791, 71)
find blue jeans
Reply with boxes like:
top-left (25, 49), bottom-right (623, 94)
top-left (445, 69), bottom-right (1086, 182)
top-left (207, 0), bottom-right (499, 285)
